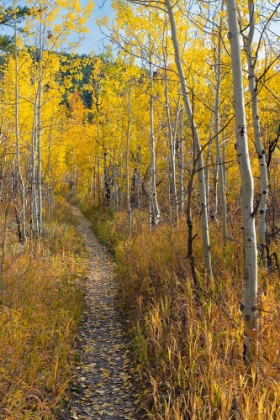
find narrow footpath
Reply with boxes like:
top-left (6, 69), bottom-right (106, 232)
top-left (60, 206), bottom-right (143, 420)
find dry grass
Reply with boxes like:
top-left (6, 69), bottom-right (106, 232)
top-left (0, 199), bottom-right (87, 419)
top-left (80, 198), bottom-right (280, 419)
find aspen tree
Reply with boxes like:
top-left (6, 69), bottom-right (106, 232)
top-left (30, 66), bottom-right (38, 238)
top-left (14, 9), bottom-right (26, 244)
top-left (244, 0), bottom-right (269, 261)
top-left (163, 33), bottom-right (178, 224)
top-left (164, 0), bottom-right (213, 277)
top-left (113, 149), bottom-right (119, 212)
top-left (149, 59), bottom-right (160, 226)
top-left (140, 22), bottom-right (161, 226)
top-left (205, 115), bottom-right (214, 218)
top-left (226, 0), bottom-right (258, 373)
top-left (126, 84), bottom-right (132, 233)
top-left (213, 7), bottom-right (227, 243)
top-left (179, 108), bottom-right (185, 213)
top-left (36, 17), bottom-right (44, 236)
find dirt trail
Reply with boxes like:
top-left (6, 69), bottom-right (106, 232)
top-left (60, 206), bottom-right (143, 420)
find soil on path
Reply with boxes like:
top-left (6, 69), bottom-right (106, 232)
top-left (60, 206), bottom-right (143, 420)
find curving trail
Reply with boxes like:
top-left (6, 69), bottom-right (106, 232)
top-left (60, 206), bottom-right (142, 420)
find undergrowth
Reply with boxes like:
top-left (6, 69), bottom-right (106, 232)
top-left (0, 198), bottom-right (87, 419)
top-left (79, 198), bottom-right (280, 419)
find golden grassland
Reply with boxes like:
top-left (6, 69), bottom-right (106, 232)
top-left (0, 199), bottom-right (87, 420)
top-left (79, 198), bottom-right (280, 420)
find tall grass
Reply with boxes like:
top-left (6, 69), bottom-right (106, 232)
top-left (0, 199), bottom-right (87, 419)
top-left (79, 198), bottom-right (280, 419)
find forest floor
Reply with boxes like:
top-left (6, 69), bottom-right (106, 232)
top-left (59, 206), bottom-right (144, 420)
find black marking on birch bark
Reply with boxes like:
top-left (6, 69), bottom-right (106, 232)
top-left (240, 303), bottom-right (245, 311)
top-left (245, 314), bottom-right (251, 321)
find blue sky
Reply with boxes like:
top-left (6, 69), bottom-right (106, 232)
top-left (0, 0), bottom-right (115, 55)
top-left (78, 0), bottom-right (115, 55)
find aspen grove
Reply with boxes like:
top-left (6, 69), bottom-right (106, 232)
top-left (1, 0), bottom-right (280, 418)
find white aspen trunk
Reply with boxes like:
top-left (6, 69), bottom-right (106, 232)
top-left (165, 0), bottom-right (212, 276)
top-left (149, 62), bottom-right (160, 226)
top-left (206, 116), bottom-right (214, 216)
top-left (211, 155), bottom-right (218, 219)
top-left (179, 108), bottom-right (185, 213)
top-left (214, 12), bottom-right (227, 243)
top-left (245, 0), bottom-right (268, 260)
top-left (14, 16), bottom-right (26, 244)
top-left (93, 156), bottom-right (97, 201)
top-left (120, 149), bottom-right (123, 211)
top-left (104, 150), bottom-right (111, 205)
top-left (167, 158), bottom-right (172, 221)
top-left (113, 149), bottom-right (119, 212)
top-left (163, 56), bottom-right (178, 224)
top-left (47, 119), bottom-right (53, 220)
top-left (126, 86), bottom-right (132, 234)
top-left (226, 0), bottom-right (258, 372)
top-left (148, 176), bottom-right (152, 229)
top-left (173, 99), bottom-right (181, 220)
top-left (136, 146), bottom-right (141, 210)
top-left (37, 85), bottom-right (42, 236)
top-left (97, 155), bottom-right (101, 206)
top-left (37, 19), bottom-right (44, 236)
top-left (30, 42), bottom-right (39, 238)
top-left (0, 205), bottom-right (8, 299)
top-left (0, 147), bottom-right (7, 203)
top-left (31, 100), bottom-right (38, 238)
top-left (222, 119), bottom-right (227, 192)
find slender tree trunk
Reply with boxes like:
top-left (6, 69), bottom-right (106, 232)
top-left (245, 0), bottom-right (269, 265)
top-left (226, 0), bottom-right (258, 374)
top-left (93, 156), bottom-right (97, 201)
top-left (0, 207), bottom-right (8, 301)
top-left (206, 116), bottom-right (214, 216)
top-left (165, 0), bottom-right (212, 276)
top-left (98, 155), bottom-right (101, 206)
top-left (31, 98), bottom-right (38, 238)
top-left (47, 119), bottom-right (53, 220)
top-left (113, 149), bottom-right (119, 212)
top-left (179, 108), bottom-right (185, 213)
top-left (149, 62), bottom-right (160, 226)
top-left (0, 145), bottom-right (7, 203)
top-left (186, 156), bottom-right (198, 287)
top-left (136, 146), bottom-right (141, 209)
top-left (104, 150), bottom-right (111, 205)
top-left (14, 16), bottom-right (26, 244)
top-left (36, 19), bottom-right (44, 236)
top-left (163, 58), bottom-right (178, 224)
top-left (126, 86), bottom-right (132, 233)
top-left (214, 12), bottom-right (227, 243)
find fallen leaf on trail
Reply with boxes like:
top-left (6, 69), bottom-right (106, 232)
top-left (64, 207), bottom-right (142, 420)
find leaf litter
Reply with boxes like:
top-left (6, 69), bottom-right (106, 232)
top-left (59, 206), bottom-right (144, 420)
